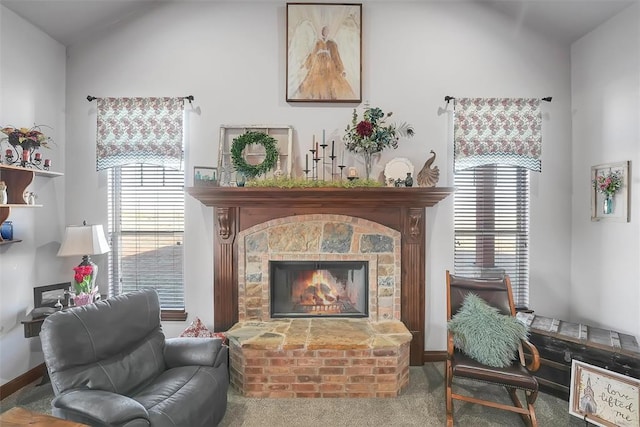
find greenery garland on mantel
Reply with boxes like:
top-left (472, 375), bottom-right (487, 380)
top-left (231, 131), bottom-right (279, 178)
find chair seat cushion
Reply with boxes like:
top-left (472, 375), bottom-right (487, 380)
top-left (132, 365), bottom-right (229, 427)
top-left (452, 351), bottom-right (538, 391)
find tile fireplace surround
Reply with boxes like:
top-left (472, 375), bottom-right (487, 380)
top-left (187, 187), bottom-right (453, 397)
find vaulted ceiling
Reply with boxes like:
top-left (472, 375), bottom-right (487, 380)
top-left (1, 0), bottom-right (636, 47)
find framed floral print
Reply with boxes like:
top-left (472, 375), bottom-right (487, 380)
top-left (591, 161), bottom-right (630, 222)
top-left (286, 3), bottom-right (362, 103)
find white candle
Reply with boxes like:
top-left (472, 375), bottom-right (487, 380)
top-left (348, 167), bottom-right (357, 177)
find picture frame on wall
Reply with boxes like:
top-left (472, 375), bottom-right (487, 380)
top-left (591, 160), bottom-right (630, 222)
top-left (569, 360), bottom-right (639, 427)
top-left (286, 2), bottom-right (362, 103)
top-left (194, 166), bottom-right (218, 186)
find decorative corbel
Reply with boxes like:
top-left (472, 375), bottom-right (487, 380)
top-left (408, 208), bottom-right (423, 239)
top-left (216, 207), bottom-right (231, 239)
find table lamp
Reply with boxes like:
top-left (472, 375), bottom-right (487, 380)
top-left (57, 221), bottom-right (110, 292)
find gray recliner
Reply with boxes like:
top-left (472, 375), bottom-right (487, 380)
top-left (40, 289), bottom-right (229, 427)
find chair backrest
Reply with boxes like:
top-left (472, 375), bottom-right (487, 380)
top-left (41, 289), bottom-right (166, 396)
top-left (446, 271), bottom-right (516, 320)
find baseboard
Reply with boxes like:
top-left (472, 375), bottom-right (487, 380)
top-left (0, 363), bottom-right (45, 400)
top-left (423, 351), bottom-right (446, 363)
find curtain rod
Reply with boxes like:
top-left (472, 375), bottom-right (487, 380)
top-left (444, 96), bottom-right (552, 105)
top-left (86, 95), bottom-right (194, 104)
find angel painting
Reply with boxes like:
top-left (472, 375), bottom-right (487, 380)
top-left (287, 3), bottom-right (361, 102)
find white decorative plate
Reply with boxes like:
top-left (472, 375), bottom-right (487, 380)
top-left (384, 157), bottom-right (414, 185)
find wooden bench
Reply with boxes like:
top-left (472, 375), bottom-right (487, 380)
top-left (517, 313), bottom-right (640, 400)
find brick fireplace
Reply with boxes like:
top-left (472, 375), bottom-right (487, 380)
top-left (186, 187), bottom-right (453, 396)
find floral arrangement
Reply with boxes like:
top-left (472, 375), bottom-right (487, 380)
top-left (343, 107), bottom-right (414, 155)
top-left (593, 170), bottom-right (623, 197)
top-left (0, 125), bottom-right (53, 149)
top-left (73, 265), bottom-right (95, 294)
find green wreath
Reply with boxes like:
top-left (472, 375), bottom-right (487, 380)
top-left (231, 131), bottom-right (279, 178)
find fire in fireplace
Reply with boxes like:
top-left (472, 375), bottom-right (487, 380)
top-left (270, 261), bottom-right (368, 318)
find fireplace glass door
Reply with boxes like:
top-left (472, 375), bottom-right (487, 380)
top-left (270, 261), bottom-right (368, 318)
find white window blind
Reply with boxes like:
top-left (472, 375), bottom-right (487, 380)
top-left (108, 164), bottom-right (185, 309)
top-left (454, 164), bottom-right (530, 308)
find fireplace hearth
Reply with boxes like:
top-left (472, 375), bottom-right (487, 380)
top-left (270, 260), bottom-right (368, 318)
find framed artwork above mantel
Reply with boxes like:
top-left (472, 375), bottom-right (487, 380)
top-left (286, 3), bottom-right (362, 103)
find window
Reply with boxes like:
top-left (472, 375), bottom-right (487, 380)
top-left (454, 164), bottom-right (530, 309)
top-left (108, 164), bottom-right (185, 315)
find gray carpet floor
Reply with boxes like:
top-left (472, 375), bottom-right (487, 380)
top-left (1, 363), bottom-right (585, 426)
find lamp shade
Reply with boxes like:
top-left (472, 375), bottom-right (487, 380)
top-left (57, 224), bottom-right (110, 257)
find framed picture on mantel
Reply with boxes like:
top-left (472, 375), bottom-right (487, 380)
top-left (286, 3), bottom-right (362, 103)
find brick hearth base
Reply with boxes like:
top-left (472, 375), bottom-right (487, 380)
top-left (226, 318), bottom-right (412, 398)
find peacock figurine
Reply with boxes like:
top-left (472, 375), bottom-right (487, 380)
top-left (417, 150), bottom-right (440, 187)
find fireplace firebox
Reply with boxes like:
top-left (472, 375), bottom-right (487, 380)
top-left (270, 261), bottom-right (368, 318)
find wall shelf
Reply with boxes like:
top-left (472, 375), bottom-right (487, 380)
top-left (0, 164), bottom-right (63, 242)
top-left (0, 239), bottom-right (23, 246)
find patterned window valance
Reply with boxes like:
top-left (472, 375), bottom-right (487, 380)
top-left (454, 98), bottom-right (542, 172)
top-left (96, 97), bottom-right (184, 171)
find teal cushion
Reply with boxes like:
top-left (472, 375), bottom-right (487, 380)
top-left (447, 293), bottom-right (528, 368)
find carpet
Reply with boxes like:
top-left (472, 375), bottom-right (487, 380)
top-left (1, 363), bottom-right (583, 426)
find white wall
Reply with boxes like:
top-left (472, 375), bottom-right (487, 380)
top-left (2, 0), bottom-right (587, 385)
top-left (64, 1), bottom-right (573, 347)
top-left (0, 6), bottom-right (67, 385)
top-left (570, 3), bottom-right (640, 336)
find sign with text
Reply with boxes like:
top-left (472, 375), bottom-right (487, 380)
top-left (570, 360), bottom-right (639, 427)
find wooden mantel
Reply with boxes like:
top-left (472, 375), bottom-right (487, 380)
top-left (186, 186), bottom-right (454, 365)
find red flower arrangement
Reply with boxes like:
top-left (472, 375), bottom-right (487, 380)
top-left (73, 265), bottom-right (94, 294)
top-left (343, 106), bottom-right (414, 155)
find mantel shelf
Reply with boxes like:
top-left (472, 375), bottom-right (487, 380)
top-left (186, 186), bottom-right (455, 208)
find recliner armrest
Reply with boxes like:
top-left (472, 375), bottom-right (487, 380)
top-left (165, 337), bottom-right (228, 368)
top-left (53, 389), bottom-right (149, 425)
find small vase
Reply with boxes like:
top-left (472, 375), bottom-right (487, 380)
top-left (361, 151), bottom-right (380, 180)
top-left (236, 172), bottom-right (246, 187)
top-left (73, 292), bottom-right (95, 306)
top-left (603, 194), bottom-right (614, 215)
top-left (405, 172), bottom-right (413, 187)
top-left (1, 221), bottom-right (13, 240)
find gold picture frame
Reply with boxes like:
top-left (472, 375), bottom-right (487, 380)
top-left (591, 160), bottom-right (630, 222)
top-left (569, 360), bottom-right (639, 426)
top-left (286, 3), bottom-right (362, 103)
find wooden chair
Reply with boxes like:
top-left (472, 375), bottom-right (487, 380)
top-left (445, 271), bottom-right (541, 426)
